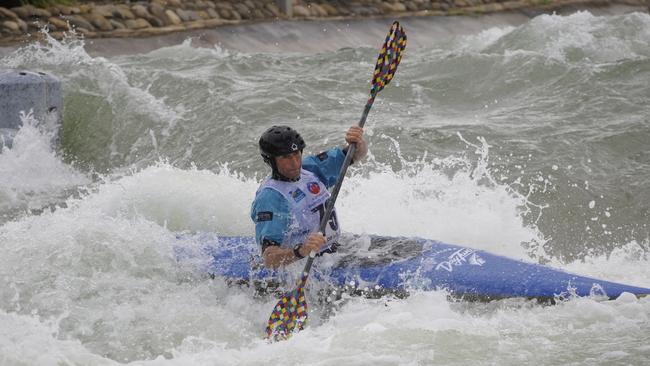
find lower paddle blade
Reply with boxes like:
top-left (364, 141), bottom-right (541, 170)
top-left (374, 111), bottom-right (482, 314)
top-left (265, 272), bottom-right (309, 341)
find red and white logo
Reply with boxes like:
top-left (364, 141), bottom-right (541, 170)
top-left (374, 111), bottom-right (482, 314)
top-left (307, 182), bottom-right (320, 194)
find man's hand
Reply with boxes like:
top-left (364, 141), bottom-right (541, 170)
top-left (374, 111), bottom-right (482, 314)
top-left (344, 126), bottom-right (368, 162)
top-left (262, 233), bottom-right (326, 268)
top-left (299, 232), bottom-right (326, 257)
top-left (345, 126), bottom-right (364, 145)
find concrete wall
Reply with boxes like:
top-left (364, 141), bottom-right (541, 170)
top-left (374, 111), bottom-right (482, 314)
top-left (0, 69), bottom-right (61, 148)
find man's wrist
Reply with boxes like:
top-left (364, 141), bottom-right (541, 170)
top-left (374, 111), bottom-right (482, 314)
top-left (293, 244), bottom-right (305, 259)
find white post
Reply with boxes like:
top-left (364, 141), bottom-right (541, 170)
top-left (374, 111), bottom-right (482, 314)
top-left (0, 70), bottom-right (62, 148)
top-left (277, 0), bottom-right (293, 17)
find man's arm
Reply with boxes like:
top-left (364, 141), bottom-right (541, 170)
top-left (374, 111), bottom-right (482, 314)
top-left (302, 126), bottom-right (367, 189)
top-left (251, 188), bottom-right (327, 269)
top-left (251, 188), bottom-right (290, 268)
top-left (261, 233), bottom-right (326, 269)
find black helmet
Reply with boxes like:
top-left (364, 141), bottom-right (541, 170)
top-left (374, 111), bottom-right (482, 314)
top-left (259, 125), bottom-right (306, 181)
top-left (259, 125), bottom-right (306, 159)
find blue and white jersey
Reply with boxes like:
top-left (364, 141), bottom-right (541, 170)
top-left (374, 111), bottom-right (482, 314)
top-left (250, 147), bottom-right (347, 253)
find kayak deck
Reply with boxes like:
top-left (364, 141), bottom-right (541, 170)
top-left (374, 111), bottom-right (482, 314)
top-left (175, 233), bottom-right (650, 301)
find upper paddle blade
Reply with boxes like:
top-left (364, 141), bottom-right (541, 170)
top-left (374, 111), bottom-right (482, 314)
top-left (266, 271), bottom-right (309, 341)
top-left (371, 21), bottom-right (407, 96)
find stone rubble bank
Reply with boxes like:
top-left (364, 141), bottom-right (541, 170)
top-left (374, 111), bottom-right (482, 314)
top-left (0, 0), bottom-right (647, 45)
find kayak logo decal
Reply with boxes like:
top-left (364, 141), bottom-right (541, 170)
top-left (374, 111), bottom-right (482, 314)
top-left (307, 182), bottom-right (320, 195)
top-left (468, 252), bottom-right (485, 266)
top-left (436, 248), bottom-right (485, 272)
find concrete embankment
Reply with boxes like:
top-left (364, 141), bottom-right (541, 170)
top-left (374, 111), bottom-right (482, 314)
top-left (0, 2), bottom-right (646, 57)
top-left (1, 0), bottom-right (648, 50)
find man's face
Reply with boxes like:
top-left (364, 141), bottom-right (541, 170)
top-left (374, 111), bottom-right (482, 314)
top-left (275, 151), bottom-right (302, 180)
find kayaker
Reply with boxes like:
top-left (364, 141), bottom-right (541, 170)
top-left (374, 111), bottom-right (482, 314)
top-left (250, 125), bottom-right (367, 269)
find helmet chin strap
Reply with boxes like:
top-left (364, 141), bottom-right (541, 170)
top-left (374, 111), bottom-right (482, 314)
top-left (272, 170), bottom-right (300, 182)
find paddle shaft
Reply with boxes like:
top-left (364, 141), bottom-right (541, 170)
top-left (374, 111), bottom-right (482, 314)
top-left (302, 93), bottom-right (376, 275)
top-left (265, 22), bottom-right (405, 341)
top-left (300, 21), bottom-right (405, 276)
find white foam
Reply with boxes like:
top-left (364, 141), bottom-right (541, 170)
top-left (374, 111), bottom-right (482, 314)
top-left (554, 241), bottom-right (650, 289)
top-left (458, 11), bottom-right (650, 63)
top-left (73, 162), bottom-right (258, 234)
top-left (3, 30), bottom-right (183, 140)
top-left (0, 310), bottom-right (116, 365)
top-left (338, 134), bottom-right (544, 260)
top-left (0, 113), bottom-right (89, 216)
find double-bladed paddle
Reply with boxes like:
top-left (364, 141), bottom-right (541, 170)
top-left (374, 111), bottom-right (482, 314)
top-left (266, 21), bottom-right (407, 341)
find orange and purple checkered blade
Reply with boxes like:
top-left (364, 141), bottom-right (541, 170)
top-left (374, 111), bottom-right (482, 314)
top-left (266, 271), bottom-right (309, 341)
top-left (370, 21), bottom-right (406, 98)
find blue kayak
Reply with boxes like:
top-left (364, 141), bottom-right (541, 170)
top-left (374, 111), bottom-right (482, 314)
top-left (175, 233), bottom-right (650, 301)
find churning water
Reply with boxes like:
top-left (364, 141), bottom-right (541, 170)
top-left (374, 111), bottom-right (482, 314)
top-left (1, 9), bottom-right (649, 365)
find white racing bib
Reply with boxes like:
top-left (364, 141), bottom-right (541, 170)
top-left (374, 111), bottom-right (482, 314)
top-left (259, 169), bottom-right (340, 252)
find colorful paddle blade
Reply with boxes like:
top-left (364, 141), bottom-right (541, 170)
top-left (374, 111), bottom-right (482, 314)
top-left (266, 271), bottom-right (309, 341)
top-left (371, 21), bottom-right (407, 97)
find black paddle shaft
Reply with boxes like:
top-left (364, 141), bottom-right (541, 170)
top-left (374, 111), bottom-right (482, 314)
top-left (301, 20), bottom-right (405, 276)
top-left (265, 21), bottom-right (405, 341)
top-left (302, 97), bottom-right (375, 275)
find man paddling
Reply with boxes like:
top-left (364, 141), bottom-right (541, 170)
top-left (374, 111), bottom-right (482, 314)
top-left (250, 125), bottom-right (367, 269)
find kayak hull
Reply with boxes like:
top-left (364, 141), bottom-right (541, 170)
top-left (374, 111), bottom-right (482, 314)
top-left (175, 234), bottom-right (650, 300)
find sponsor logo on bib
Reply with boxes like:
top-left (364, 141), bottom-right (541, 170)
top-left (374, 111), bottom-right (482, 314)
top-left (307, 182), bottom-right (320, 195)
top-left (290, 188), bottom-right (305, 202)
